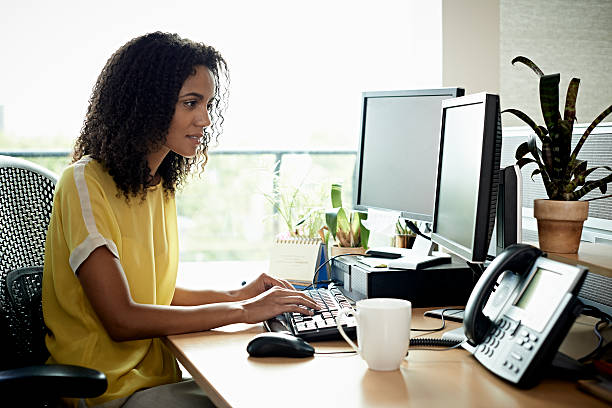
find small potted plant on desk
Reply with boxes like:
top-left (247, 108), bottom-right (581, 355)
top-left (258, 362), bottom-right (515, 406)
top-left (320, 183), bottom-right (370, 256)
top-left (503, 56), bottom-right (612, 254)
top-left (393, 219), bottom-right (416, 249)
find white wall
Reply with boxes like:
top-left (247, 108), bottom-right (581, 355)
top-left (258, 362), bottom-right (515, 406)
top-left (442, 0), bottom-right (500, 94)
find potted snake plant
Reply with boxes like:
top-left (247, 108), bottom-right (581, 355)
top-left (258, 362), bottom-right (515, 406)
top-left (503, 56), bottom-right (612, 253)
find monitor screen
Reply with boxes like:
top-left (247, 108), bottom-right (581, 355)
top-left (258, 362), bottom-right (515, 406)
top-left (354, 88), bottom-right (464, 223)
top-left (431, 93), bottom-right (502, 263)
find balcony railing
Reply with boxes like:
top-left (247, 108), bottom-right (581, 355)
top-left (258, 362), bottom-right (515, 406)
top-left (0, 148), bottom-right (359, 204)
top-left (1, 149), bottom-right (358, 261)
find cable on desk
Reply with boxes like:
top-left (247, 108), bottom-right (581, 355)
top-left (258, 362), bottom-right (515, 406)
top-left (410, 337), bottom-right (461, 347)
top-left (314, 350), bottom-right (357, 355)
top-left (411, 308), bottom-right (464, 332)
top-left (577, 305), bottom-right (611, 363)
top-left (303, 253), bottom-right (368, 291)
top-left (408, 308), bottom-right (466, 350)
top-left (315, 338), bottom-right (465, 356)
top-left (314, 309), bottom-right (465, 355)
top-left (409, 339), bottom-right (466, 352)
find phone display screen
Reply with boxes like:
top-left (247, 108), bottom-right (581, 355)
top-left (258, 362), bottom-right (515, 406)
top-left (514, 267), bottom-right (565, 323)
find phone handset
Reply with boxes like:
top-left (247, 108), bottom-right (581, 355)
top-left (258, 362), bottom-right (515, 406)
top-left (481, 270), bottom-right (521, 320)
top-left (463, 244), bottom-right (543, 346)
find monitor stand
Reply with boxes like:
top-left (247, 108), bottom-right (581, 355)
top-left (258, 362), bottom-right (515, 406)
top-left (489, 164), bottom-right (522, 257)
top-left (364, 235), bottom-right (451, 270)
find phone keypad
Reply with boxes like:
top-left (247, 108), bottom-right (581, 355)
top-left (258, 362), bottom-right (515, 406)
top-left (500, 325), bottom-right (540, 376)
top-left (479, 317), bottom-right (514, 358)
top-left (515, 329), bottom-right (538, 351)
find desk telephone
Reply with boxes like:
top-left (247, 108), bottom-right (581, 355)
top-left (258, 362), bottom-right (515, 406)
top-left (462, 244), bottom-right (587, 388)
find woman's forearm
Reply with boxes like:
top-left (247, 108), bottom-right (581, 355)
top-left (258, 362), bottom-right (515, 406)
top-left (77, 247), bottom-right (318, 342)
top-left (171, 285), bottom-right (243, 306)
top-left (77, 247), bottom-right (247, 341)
top-left (109, 300), bottom-right (246, 341)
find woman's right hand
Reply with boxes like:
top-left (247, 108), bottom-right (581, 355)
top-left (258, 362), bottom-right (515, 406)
top-left (240, 286), bottom-right (321, 324)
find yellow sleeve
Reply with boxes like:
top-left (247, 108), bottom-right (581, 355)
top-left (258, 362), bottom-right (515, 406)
top-left (57, 159), bottom-right (121, 274)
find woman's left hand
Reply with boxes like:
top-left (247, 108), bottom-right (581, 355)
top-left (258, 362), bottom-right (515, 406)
top-left (238, 273), bottom-right (295, 300)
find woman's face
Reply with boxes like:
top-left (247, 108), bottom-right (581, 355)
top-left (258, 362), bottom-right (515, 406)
top-left (164, 65), bottom-right (215, 158)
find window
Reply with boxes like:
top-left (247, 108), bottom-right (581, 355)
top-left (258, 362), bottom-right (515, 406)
top-left (0, 0), bottom-right (443, 260)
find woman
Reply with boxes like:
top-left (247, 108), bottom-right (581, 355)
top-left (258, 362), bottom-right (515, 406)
top-left (42, 32), bottom-right (318, 407)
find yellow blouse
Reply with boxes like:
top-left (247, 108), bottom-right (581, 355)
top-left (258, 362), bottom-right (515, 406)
top-left (42, 156), bottom-right (181, 406)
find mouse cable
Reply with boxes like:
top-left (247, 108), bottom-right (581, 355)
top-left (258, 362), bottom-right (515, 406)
top-left (302, 253), bottom-right (370, 291)
top-left (314, 350), bottom-right (357, 355)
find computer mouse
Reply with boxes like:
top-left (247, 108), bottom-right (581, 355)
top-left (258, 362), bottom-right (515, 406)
top-left (246, 332), bottom-right (315, 358)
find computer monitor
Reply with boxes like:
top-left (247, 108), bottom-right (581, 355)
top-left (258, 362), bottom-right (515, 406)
top-left (354, 88), bottom-right (465, 223)
top-left (431, 93), bottom-right (502, 263)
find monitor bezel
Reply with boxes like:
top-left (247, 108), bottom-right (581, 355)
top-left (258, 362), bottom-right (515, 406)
top-left (353, 87), bottom-right (465, 223)
top-left (431, 92), bottom-right (501, 263)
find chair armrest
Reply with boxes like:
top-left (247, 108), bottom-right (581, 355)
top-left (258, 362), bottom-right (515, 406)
top-left (0, 364), bottom-right (107, 398)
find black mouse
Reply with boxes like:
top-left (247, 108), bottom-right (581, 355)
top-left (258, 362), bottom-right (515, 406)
top-left (246, 332), bottom-right (315, 358)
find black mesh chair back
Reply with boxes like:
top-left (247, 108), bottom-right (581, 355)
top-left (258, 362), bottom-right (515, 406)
top-left (0, 156), bottom-right (58, 370)
top-left (0, 156), bottom-right (57, 273)
top-left (1, 266), bottom-right (48, 369)
top-left (0, 156), bottom-right (107, 404)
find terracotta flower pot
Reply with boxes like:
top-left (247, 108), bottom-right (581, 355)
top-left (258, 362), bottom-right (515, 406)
top-left (533, 199), bottom-right (588, 254)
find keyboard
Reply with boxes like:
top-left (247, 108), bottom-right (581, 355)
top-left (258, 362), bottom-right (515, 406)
top-left (264, 286), bottom-right (357, 341)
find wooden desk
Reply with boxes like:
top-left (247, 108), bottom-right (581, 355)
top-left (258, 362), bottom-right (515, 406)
top-left (546, 242), bottom-right (612, 278)
top-left (164, 308), bottom-right (608, 408)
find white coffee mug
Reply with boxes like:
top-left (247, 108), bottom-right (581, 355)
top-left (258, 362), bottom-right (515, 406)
top-left (337, 298), bottom-right (411, 371)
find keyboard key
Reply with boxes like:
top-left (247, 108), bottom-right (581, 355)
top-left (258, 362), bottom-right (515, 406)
top-left (270, 287), bottom-right (358, 340)
top-left (304, 321), bottom-right (317, 330)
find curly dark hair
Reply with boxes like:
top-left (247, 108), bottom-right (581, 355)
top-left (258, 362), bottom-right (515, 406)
top-left (73, 31), bottom-right (229, 199)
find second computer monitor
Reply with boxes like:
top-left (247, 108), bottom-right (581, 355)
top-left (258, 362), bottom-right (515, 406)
top-left (431, 93), bottom-right (502, 263)
top-left (354, 88), bottom-right (464, 223)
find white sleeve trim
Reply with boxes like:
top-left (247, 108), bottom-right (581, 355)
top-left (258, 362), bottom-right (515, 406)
top-left (74, 157), bottom-right (98, 234)
top-left (69, 233), bottom-right (120, 274)
top-left (70, 156), bottom-right (120, 274)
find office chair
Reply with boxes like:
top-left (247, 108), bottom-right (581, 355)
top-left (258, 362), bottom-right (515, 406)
top-left (0, 155), bottom-right (107, 406)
